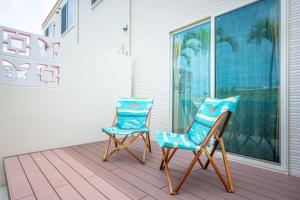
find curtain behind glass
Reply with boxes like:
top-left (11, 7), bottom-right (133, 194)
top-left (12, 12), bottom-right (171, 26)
top-left (215, 0), bottom-right (280, 162)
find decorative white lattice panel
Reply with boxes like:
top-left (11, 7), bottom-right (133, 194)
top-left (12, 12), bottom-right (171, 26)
top-left (0, 26), bottom-right (61, 87)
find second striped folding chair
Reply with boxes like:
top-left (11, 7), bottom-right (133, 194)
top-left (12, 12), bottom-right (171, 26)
top-left (102, 98), bottom-right (154, 164)
top-left (156, 96), bottom-right (240, 194)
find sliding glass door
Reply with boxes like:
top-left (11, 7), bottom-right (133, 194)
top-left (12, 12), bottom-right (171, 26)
top-left (172, 21), bottom-right (211, 133)
top-left (172, 0), bottom-right (281, 163)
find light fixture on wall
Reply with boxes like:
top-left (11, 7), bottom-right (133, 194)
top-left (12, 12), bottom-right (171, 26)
top-left (122, 24), bottom-right (128, 32)
top-left (117, 44), bottom-right (128, 56)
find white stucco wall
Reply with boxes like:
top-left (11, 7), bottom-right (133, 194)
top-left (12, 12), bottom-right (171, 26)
top-left (0, 42), bottom-right (132, 185)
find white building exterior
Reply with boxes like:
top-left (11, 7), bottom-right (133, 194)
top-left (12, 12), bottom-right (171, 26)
top-left (42, 0), bottom-right (130, 55)
top-left (42, 0), bottom-right (300, 178)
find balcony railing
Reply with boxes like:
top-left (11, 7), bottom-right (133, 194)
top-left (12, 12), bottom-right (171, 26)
top-left (0, 26), bottom-right (61, 87)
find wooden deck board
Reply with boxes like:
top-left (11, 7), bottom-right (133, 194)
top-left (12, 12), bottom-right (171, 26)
top-left (30, 152), bottom-right (68, 188)
top-left (30, 152), bottom-right (85, 200)
top-left (18, 154), bottom-right (60, 200)
top-left (55, 184), bottom-right (84, 200)
top-left (4, 140), bottom-right (300, 200)
top-left (140, 196), bottom-right (157, 200)
top-left (18, 195), bottom-right (36, 200)
top-left (42, 150), bottom-right (107, 200)
top-left (3, 157), bottom-right (34, 200)
top-left (64, 147), bottom-right (147, 200)
top-left (54, 149), bottom-right (131, 200)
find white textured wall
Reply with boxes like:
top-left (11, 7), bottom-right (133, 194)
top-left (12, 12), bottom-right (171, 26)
top-left (289, 0), bottom-right (300, 178)
top-left (0, 42), bottom-right (132, 185)
top-left (79, 0), bottom-right (130, 54)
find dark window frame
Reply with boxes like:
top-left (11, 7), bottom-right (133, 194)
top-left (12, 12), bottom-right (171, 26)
top-left (61, 0), bottom-right (74, 35)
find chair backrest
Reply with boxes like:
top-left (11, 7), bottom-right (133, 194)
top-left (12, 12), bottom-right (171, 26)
top-left (116, 98), bottom-right (154, 129)
top-left (187, 96), bottom-right (240, 146)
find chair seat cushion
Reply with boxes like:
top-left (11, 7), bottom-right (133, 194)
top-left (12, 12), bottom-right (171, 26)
top-left (156, 132), bottom-right (202, 152)
top-left (102, 125), bottom-right (149, 135)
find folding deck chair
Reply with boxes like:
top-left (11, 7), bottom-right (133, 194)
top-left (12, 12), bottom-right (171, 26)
top-left (102, 98), bottom-right (154, 164)
top-left (156, 96), bottom-right (240, 195)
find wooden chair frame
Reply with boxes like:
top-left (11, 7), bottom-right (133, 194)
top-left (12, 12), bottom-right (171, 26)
top-left (160, 111), bottom-right (234, 195)
top-left (103, 109), bottom-right (152, 164)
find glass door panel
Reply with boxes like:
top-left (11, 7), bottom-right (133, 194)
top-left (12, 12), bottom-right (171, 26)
top-left (172, 22), bottom-right (211, 133)
top-left (215, 0), bottom-right (280, 162)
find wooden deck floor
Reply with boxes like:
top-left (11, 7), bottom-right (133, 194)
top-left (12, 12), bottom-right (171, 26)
top-left (4, 140), bottom-right (300, 200)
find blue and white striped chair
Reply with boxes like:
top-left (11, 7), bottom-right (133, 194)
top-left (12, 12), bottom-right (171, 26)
top-left (156, 96), bottom-right (240, 194)
top-left (102, 98), bottom-right (154, 164)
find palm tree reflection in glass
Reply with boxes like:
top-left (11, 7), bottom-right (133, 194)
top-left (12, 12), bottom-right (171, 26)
top-left (172, 24), bottom-right (237, 134)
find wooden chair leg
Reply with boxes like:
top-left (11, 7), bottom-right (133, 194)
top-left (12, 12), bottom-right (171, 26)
top-left (103, 136), bottom-right (112, 161)
top-left (127, 133), bottom-right (142, 145)
top-left (203, 113), bottom-right (232, 169)
top-left (140, 133), bottom-right (151, 163)
top-left (123, 147), bottom-right (145, 164)
top-left (162, 148), bottom-right (175, 194)
top-left (203, 148), bottom-right (233, 192)
top-left (113, 134), bottom-right (118, 148)
top-left (160, 148), bottom-right (177, 170)
top-left (147, 133), bottom-right (152, 152)
top-left (203, 140), bottom-right (218, 169)
top-left (141, 134), bottom-right (150, 153)
top-left (143, 135), bottom-right (148, 162)
top-left (120, 135), bottom-right (128, 144)
top-left (193, 151), bottom-right (205, 169)
top-left (160, 148), bottom-right (201, 195)
top-left (167, 149), bottom-right (177, 163)
top-left (160, 148), bottom-right (165, 170)
top-left (117, 133), bottom-right (146, 164)
top-left (106, 149), bottom-right (118, 159)
top-left (103, 133), bottom-right (149, 164)
top-left (220, 138), bottom-right (234, 192)
top-left (174, 151), bottom-right (201, 194)
top-left (103, 135), bottom-right (120, 161)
